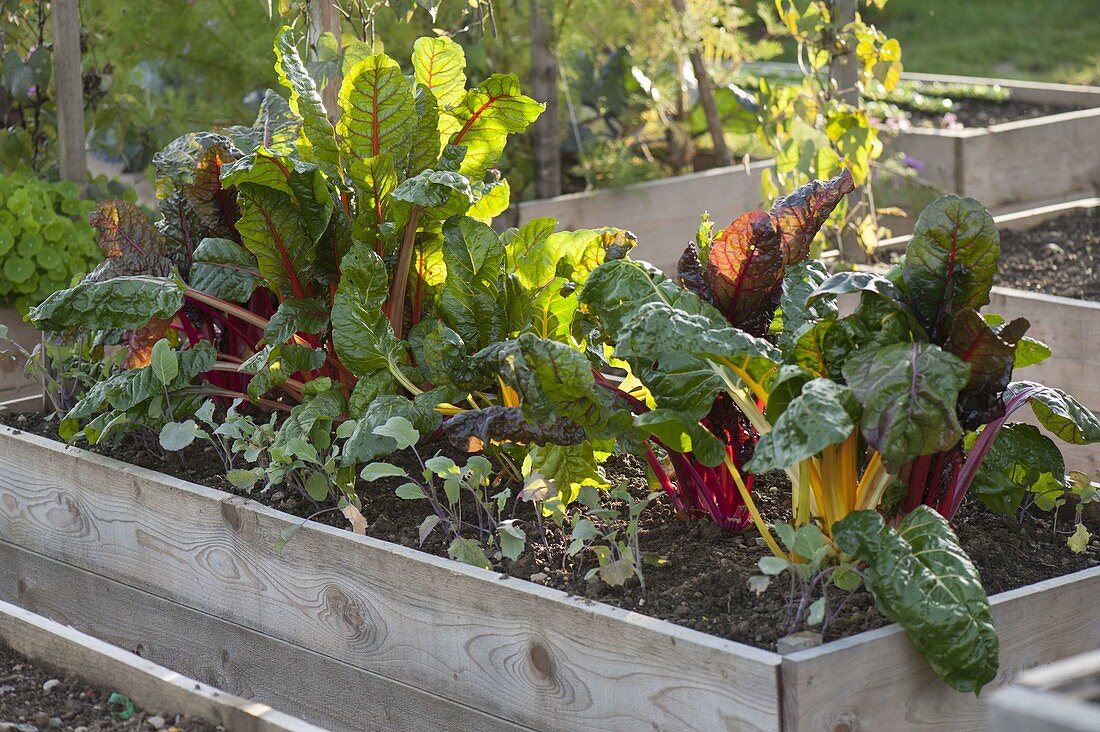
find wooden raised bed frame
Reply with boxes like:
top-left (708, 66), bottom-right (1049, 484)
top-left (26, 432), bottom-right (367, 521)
top-left (989, 650), bottom-right (1100, 732)
top-left (511, 73), bottom-right (1100, 272)
top-left (1, 425), bottom-right (1097, 731)
top-left (0, 598), bottom-right (324, 732)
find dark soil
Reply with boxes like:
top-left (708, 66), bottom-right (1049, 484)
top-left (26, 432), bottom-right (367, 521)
top-left (903, 97), bottom-right (1083, 129)
top-left (2, 412), bottom-right (1097, 653)
top-left (0, 639), bottom-right (221, 731)
top-left (995, 208), bottom-right (1100, 300)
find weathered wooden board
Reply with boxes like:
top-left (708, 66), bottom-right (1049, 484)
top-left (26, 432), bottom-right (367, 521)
top-left (0, 593), bottom-right (326, 732)
top-left (512, 160), bottom-right (770, 273)
top-left (0, 427), bottom-right (783, 732)
top-left (0, 541), bottom-right (526, 732)
top-left (0, 308), bottom-right (40, 404)
top-left (990, 650), bottom-right (1100, 732)
top-left (780, 566), bottom-right (1100, 731)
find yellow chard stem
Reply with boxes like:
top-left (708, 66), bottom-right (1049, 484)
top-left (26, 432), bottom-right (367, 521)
top-left (723, 454), bottom-right (786, 560)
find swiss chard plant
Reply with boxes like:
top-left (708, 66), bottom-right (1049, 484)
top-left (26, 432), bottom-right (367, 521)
top-left (26, 29), bottom-right (636, 499)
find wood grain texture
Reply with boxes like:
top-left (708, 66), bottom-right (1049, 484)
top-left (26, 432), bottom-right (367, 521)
top-left (514, 161), bottom-right (771, 275)
top-left (0, 427), bottom-right (782, 732)
top-left (0, 541), bottom-right (526, 732)
top-left (0, 593), bottom-right (326, 732)
top-left (780, 566), bottom-right (1100, 731)
top-left (49, 0), bottom-right (86, 186)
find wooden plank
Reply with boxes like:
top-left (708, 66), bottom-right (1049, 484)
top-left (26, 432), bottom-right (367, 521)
top-left (989, 686), bottom-right (1100, 732)
top-left (780, 566), bottom-right (1100, 731)
top-left (0, 541), bottom-right (526, 732)
top-left (514, 161), bottom-right (771, 273)
top-left (0, 593), bottom-right (326, 732)
top-left (0, 427), bottom-right (783, 732)
top-left (958, 109), bottom-right (1100, 208)
top-left (50, 0), bottom-right (86, 185)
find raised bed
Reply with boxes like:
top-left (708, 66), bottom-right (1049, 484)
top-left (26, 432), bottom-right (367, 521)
top-left (989, 650), bottom-right (1100, 732)
top-left (1, 424), bottom-right (1097, 731)
top-left (0, 307), bottom-right (40, 408)
top-left (511, 73), bottom-right (1100, 271)
top-left (0, 597), bottom-right (323, 732)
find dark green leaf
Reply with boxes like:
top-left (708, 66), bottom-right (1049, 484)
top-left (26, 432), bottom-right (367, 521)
top-left (970, 423), bottom-right (1065, 514)
top-left (29, 277), bottom-right (184, 332)
top-left (747, 379), bottom-right (859, 472)
top-left (1007, 381), bottom-right (1100, 444)
top-left (190, 237), bottom-right (261, 302)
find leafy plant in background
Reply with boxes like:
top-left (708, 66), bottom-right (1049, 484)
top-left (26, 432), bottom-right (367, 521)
top-left (566, 483), bottom-right (663, 590)
top-left (0, 174), bottom-right (100, 314)
top-left (746, 0), bottom-right (903, 259)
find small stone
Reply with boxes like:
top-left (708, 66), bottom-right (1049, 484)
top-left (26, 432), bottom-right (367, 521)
top-left (15, 724), bottom-right (39, 732)
top-left (47, 719), bottom-right (61, 730)
top-left (147, 715), bottom-right (167, 730)
top-left (776, 631), bottom-right (823, 655)
top-left (0, 684), bottom-right (14, 695)
top-left (74, 727), bottom-right (88, 732)
top-left (529, 572), bottom-right (548, 584)
top-left (41, 679), bottom-right (61, 692)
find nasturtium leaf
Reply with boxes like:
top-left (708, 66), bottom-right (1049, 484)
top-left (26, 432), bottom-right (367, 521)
top-left (29, 276), bottom-right (184, 333)
top-left (332, 244), bottom-right (403, 378)
top-left (842, 342), bottom-right (971, 471)
top-left (768, 168), bottom-right (855, 263)
top-left (704, 210), bottom-right (784, 333)
top-left (969, 423), bottom-right (1065, 514)
top-left (834, 507), bottom-right (998, 693)
top-left (338, 53), bottom-right (417, 164)
top-left (747, 379), bottom-right (859, 473)
top-left (412, 36), bottom-right (467, 107)
top-left (445, 73), bottom-right (544, 181)
top-left (1006, 381), bottom-right (1100, 444)
top-left (902, 195), bottom-right (999, 337)
top-left (190, 237), bottom-right (261, 302)
top-left (274, 27), bottom-right (340, 174)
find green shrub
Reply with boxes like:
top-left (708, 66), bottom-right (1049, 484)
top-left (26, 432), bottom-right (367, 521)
top-left (0, 175), bottom-right (100, 314)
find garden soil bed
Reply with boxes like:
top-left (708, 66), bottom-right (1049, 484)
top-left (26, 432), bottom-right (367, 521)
top-left (903, 97), bottom-right (1083, 128)
top-left (995, 207), bottom-right (1099, 300)
top-left (2, 411), bottom-right (1095, 654)
top-left (0, 639), bottom-right (220, 732)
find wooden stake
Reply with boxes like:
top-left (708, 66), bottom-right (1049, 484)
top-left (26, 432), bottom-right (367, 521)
top-left (50, 0), bottom-right (86, 186)
top-left (308, 0), bottom-right (342, 122)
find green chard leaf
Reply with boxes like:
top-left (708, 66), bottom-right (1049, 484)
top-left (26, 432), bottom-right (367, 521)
top-left (235, 184), bottom-right (317, 300)
top-left (445, 74), bottom-right (544, 182)
top-left (1006, 381), bottom-right (1100, 444)
top-left (834, 507), bottom-right (998, 693)
top-left (779, 259), bottom-right (836, 351)
top-left (338, 53), bottom-right (417, 164)
top-left (438, 217), bottom-right (506, 349)
top-left (747, 378), bottom-right (860, 472)
top-left (332, 244), bottom-right (404, 379)
top-left (412, 36), bottom-right (467, 108)
top-left (274, 27), bottom-right (340, 174)
top-left (842, 342), bottom-right (971, 471)
top-left (969, 423), bottom-right (1065, 514)
top-left (902, 196), bottom-right (1000, 338)
top-left (29, 276), bottom-right (184, 332)
top-left (190, 237), bottom-right (262, 302)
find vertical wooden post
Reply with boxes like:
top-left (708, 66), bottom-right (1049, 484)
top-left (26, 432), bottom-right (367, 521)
top-left (50, 0), bottom-right (86, 186)
top-left (529, 0), bottom-right (561, 199)
top-left (670, 0), bottom-right (732, 168)
top-left (830, 0), bottom-right (859, 106)
top-left (308, 0), bottom-right (342, 122)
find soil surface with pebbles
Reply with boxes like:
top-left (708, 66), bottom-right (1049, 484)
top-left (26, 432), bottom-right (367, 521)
top-left (0, 640), bottom-right (221, 732)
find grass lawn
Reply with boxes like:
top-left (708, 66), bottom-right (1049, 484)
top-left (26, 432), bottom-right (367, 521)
top-left (866, 0), bottom-right (1100, 84)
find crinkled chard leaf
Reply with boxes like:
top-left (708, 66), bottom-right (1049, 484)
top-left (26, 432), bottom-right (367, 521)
top-left (747, 378), bottom-right (859, 473)
top-left (524, 442), bottom-right (609, 504)
top-left (235, 184), bottom-right (317, 300)
top-left (902, 196), bottom-right (999, 338)
top-left (439, 217), bottom-right (506, 350)
top-left (443, 405), bottom-right (587, 453)
top-left (29, 276), bottom-right (184, 333)
top-left (1006, 381), bottom-right (1100, 444)
top-left (89, 200), bottom-right (167, 259)
top-left (809, 270), bottom-right (905, 304)
top-left (970, 423), bottom-right (1065, 514)
top-left (946, 309), bottom-right (1027, 429)
top-left (274, 27), bottom-right (340, 174)
top-left (190, 237), bottom-right (261, 303)
top-left (634, 409), bottom-right (726, 467)
top-left (704, 210), bottom-right (783, 333)
top-left (332, 244), bottom-right (404, 378)
top-left (768, 168), bottom-right (855, 264)
top-left (833, 506), bottom-right (998, 693)
top-left (842, 342), bottom-right (971, 471)
top-left (779, 259), bottom-right (836, 352)
top-left (391, 169), bottom-right (475, 219)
